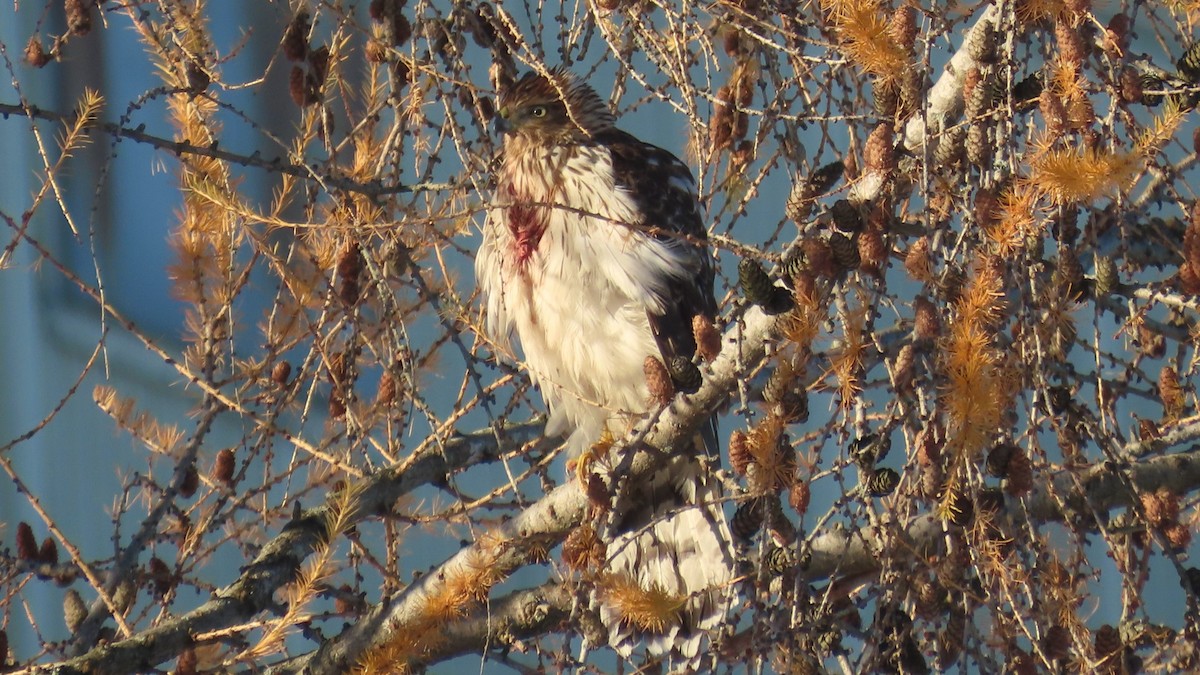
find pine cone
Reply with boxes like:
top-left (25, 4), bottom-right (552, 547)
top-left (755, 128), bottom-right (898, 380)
top-left (904, 237), bottom-right (932, 283)
top-left (858, 228), bottom-right (889, 275)
top-left (802, 238), bottom-right (836, 279)
top-left (732, 497), bottom-right (767, 542)
top-left (867, 468), bottom-right (900, 497)
top-left (913, 296), bottom-right (941, 342)
top-left (1094, 624), bottom-right (1123, 673)
top-left (1178, 42), bottom-right (1200, 81)
top-left (213, 448), bottom-right (235, 485)
top-left (1055, 247), bottom-right (1086, 302)
top-left (739, 258), bottom-right (793, 314)
top-left (271, 360), bottom-right (292, 386)
top-left (986, 442), bottom-right (1016, 477)
top-left (1093, 255), bottom-right (1118, 296)
top-left (1159, 365), bottom-right (1185, 420)
top-left (863, 124), bottom-right (896, 175)
top-left (1004, 445), bottom-right (1033, 497)
top-left (1041, 623), bottom-right (1071, 661)
top-left (730, 429), bottom-right (752, 476)
top-left (889, 4), bottom-right (917, 53)
top-left (1164, 521), bottom-right (1192, 549)
top-left (644, 356), bottom-right (674, 406)
top-left (807, 161), bottom-right (845, 197)
top-left (24, 36), bottom-right (50, 68)
top-left (829, 232), bottom-right (860, 271)
top-left (764, 546), bottom-right (797, 575)
top-left (64, 589), bottom-right (87, 633)
top-left (38, 537), bottom-right (58, 566)
top-left (666, 356), bottom-right (702, 394)
top-left (892, 344), bottom-right (915, 393)
top-left (282, 11), bottom-right (311, 61)
top-left (693, 315), bottom-right (722, 362)
top-left (16, 522), bottom-right (38, 562)
top-left (789, 477), bottom-right (811, 515)
top-left (830, 199), bottom-right (863, 234)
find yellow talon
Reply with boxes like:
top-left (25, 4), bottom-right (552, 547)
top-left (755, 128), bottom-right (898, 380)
top-left (574, 428), bottom-right (615, 484)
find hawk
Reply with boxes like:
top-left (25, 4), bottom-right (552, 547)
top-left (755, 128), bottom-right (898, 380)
top-left (475, 67), bottom-right (733, 667)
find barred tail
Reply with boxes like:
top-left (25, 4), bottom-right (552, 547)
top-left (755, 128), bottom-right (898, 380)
top-left (598, 449), bottom-right (734, 670)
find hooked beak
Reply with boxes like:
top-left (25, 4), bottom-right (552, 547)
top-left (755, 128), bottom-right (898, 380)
top-left (493, 107), bottom-right (511, 135)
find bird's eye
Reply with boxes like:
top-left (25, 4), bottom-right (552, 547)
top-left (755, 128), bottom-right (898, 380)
top-left (529, 105), bottom-right (547, 118)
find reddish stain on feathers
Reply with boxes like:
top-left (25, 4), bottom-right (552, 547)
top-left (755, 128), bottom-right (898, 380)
top-left (503, 183), bottom-right (547, 266)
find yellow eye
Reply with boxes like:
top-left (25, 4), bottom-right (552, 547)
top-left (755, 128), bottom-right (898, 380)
top-left (530, 105), bottom-right (547, 118)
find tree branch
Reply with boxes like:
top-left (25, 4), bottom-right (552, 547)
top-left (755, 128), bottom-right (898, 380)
top-left (34, 289), bottom-right (1200, 674)
top-left (0, 100), bottom-right (447, 198)
top-left (281, 307), bottom-right (784, 673)
top-left (901, 5), bottom-right (1002, 154)
top-left (274, 430), bottom-right (1200, 673)
top-left (806, 432), bottom-right (1200, 582)
top-left (415, 582), bottom-right (575, 667)
top-left (37, 421), bottom-right (546, 675)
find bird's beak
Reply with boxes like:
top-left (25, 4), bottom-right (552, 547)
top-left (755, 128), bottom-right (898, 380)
top-left (494, 107), bottom-right (511, 134)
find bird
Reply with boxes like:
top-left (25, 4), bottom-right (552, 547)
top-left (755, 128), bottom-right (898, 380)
top-left (475, 66), bottom-right (733, 668)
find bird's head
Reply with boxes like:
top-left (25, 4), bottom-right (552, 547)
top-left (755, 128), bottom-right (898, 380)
top-left (496, 67), bottom-right (615, 143)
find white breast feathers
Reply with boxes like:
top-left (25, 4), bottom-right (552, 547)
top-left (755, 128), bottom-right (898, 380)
top-left (476, 143), bottom-right (696, 452)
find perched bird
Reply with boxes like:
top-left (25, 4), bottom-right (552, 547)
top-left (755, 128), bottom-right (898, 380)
top-left (475, 67), bottom-right (733, 666)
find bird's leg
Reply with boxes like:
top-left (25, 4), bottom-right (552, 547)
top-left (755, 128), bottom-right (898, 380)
top-left (570, 427), bottom-right (616, 485)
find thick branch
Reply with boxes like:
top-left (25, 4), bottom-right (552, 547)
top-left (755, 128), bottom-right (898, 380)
top-left (37, 286), bottom-right (1200, 675)
top-left (901, 5), bottom-right (1002, 154)
top-left (285, 307), bottom-right (783, 674)
top-left (299, 437), bottom-right (1200, 672)
top-left (853, 5), bottom-right (1006, 203)
top-left (39, 421), bottom-right (545, 675)
top-left (40, 294), bottom-right (1200, 674)
top-left (806, 435), bottom-right (1200, 581)
top-left (416, 582), bottom-right (575, 666)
